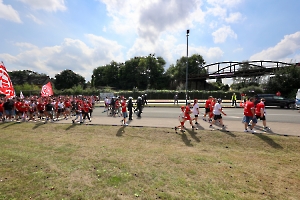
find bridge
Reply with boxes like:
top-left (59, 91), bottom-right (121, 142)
top-left (189, 60), bottom-right (298, 80)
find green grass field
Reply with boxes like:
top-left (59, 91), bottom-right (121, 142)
top-left (0, 122), bottom-right (299, 200)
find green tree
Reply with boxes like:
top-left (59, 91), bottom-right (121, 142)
top-left (54, 69), bottom-right (85, 90)
top-left (265, 65), bottom-right (300, 97)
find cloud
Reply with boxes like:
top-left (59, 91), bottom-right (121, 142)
top-left (212, 26), bottom-right (237, 43)
top-left (0, 1), bottom-right (22, 23)
top-left (26, 14), bottom-right (43, 24)
top-left (250, 31), bottom-right (300, 61)
top-left (0, 35), bottom-right (124, 80)
top-left (19, 0), bottom-right (67, 12)
top-left (100, 0), bottom-right (203, 41)
top-left (225, 12), bottom-right (244, 23)
top-left (207, 0), bottom-right (242, 7)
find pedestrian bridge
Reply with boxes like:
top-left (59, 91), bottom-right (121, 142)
top-left (189, 60), bottom-right (298, 80)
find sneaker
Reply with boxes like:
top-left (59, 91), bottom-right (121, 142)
top-left (191, 126), bottom-right (198, 130)
top-left (249, 129), bottom-right (256, 133)
top-left (120, 120), bottom-right (123, 124)
top-left (244, 129), bottom-right (248, 132)
top-left (222, 125), bottom-right (226, 129)
top-left (209, 125), bottom-right (213, 128)
top-left (72, 120), bottom-right (75, 124)
top-left (263, 127), bottom-right (270, 131)
top-left (202, 118), bottom-right (207, 121)
top-left (195, 122), bottom-right (199, 125)
top-left (175, 127), bottom-right (177, 131)
top-left (124, 123), bottom-right (128, 126)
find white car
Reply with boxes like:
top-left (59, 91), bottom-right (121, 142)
top-left (296, 89), bottom-right (300, 109)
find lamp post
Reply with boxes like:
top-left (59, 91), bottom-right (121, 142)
top-left (185, 29), bottom-right (189, 105)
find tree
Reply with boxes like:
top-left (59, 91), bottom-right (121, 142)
top-left (54, 70), bottom-right (85, 90)
top-left (265, 65), bottom-right (300, 97)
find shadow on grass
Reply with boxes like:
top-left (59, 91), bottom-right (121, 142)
top-left (180, 132), bottom-right (193, 147)
top-left (116, 126), bottom-right (126, 137)
top-left (66, 123), bottom-right (78, 131)
top-left (254, 133), bottom-right (283, 149)
top-left (185, 128), bottom-right (201, 143)
top-left (214, 124), bottom-right (236, 137)
top-left (32, 122), bottom-right (46, 130)
top-left (0, 122), bottom-right (19, 128)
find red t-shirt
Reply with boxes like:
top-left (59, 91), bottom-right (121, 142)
top-left (37, 102), bottom-right (45, 111)
top-left (255, 102), bottom-right (265, 116)
top-left (0, 103), bottom-right (3, 112)
top-left (64, 100), bottom-right (71, 108)
top-left (244, 101), bottom-right (255, 117)
top-left (83, 103), bottom-right (90, 112)
top-left (185, 106), bottom-right (191, 116)
top-left (205, 99), bottom-right (211, 108)
top-left (121, 101), bottom-right (127, 112)
top-left (210, 101), bottom-right (215, 112)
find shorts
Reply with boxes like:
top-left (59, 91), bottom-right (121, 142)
top-left (205, 108), bottom-right (210, 114)
top-left (214, 114), bottom-right (222, 120)
top-left (185, 115), bottom-right (191, 120)
top-left (242, 116), bottom-right (257, 124)
top-left (38, 110), bottom-right (44, 114)
top-left (0, 112), bottom-right (2, 117)
top-left (255, 115), bottom-right (266, 121)
top-left (122, 112), bottom-right (128, 118)
top-left (5, 110), bottom-right (13, 116)
top-left (194, 114), bottom-right (198, 117)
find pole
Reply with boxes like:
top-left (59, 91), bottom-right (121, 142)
top-left (185, 30), bottom-right (189, 105)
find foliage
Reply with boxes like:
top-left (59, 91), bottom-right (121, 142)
top-left (8, 70), bottom-right (51, 86)
top-left (165, 54), bottom-right (206, 89)
top-left (54, 69), bottom-right (85, 90)
top-left (14, 83), bottom-right (41, 96)
top-left (265, 65), bottom-right (300, 98)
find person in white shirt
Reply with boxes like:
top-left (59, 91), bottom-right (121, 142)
top-left (175, 106), bottom-right (186, 132)
top-left (192, 99), bottom-right (200, 125)
top-left (209, 98), bottom-right (227, 129)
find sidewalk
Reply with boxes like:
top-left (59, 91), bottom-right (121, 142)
top-left (57, 115), bottom-right (300, 137)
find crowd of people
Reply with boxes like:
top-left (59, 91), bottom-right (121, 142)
top-left (175, 95), bottom-right (270, 133)
top-left (0, 95), bottom-right (97, 124)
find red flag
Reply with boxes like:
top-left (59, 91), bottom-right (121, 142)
top-left (0, 61), bottom-right (15, 98)
top-left (41, 82), bottom-right (54, 97)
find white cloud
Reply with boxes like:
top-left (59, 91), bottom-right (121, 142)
top-left (212, 26), bottom-right (237, 43)
top-left (233, 47), bottom-right (243, 52)
top-left (207, 0), bottom-right (242, 7)
top-left (250, 31), bottom-right (300, 61)
top-left (0, 35), bottom-right (124, 80)
top-left (225, 12), bottom-right (244, 23)
top-left (19, 0), bottom-right (67, 12)
top-left (0, 0), bottom-right (22, 23)
top-left (26, 14), bottom-right (43, 24)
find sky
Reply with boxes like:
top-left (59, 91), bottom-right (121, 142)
top-left (1, 0), bottom-right (300, 84)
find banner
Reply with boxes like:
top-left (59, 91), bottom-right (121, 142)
top-left (20, 91), bottom-right (24, 99)
top-left (0, 61), bottom-right (15, 98)
top-left (41, 82), bottom-right (54, 97)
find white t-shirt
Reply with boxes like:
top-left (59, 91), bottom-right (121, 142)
top-left (192, 103), bottom-right (199, 115)
top-left (179, 112), bottom-right (185, 122)
top-left (213, 103), bottom-right (222, 115)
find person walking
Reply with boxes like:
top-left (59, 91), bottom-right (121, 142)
top-left (255, 98), bottom-right (271, 131)
top-left (120, 98), bottom-right (128, 126)
top-left (184, 102), bottom-right (197, 130)
top-left (192, 99), bottom-right (200, 125)
top-left (174, 93), bottom-right (178, 105)
top-left (203, 96), bottom-right (213, 121)
top-left (127, 97), bottom-right (134, 120)
top-left (175, 106), bottom-right (186, 132)
top-left (242, 97), bottom-right (257, 133)
top-left (231, 93), bottom-right (237, 107)
top-left (209, 98), bottom-right (226, 129)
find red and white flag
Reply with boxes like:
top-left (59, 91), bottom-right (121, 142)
top-left (41, 82), bottom-right (54, 97)
top-left (0, 61), bottom-right (15, 98)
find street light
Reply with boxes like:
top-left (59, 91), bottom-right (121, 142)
top-left (185, 29), bottom-right (189, 105)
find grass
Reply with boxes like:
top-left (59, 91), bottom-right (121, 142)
top-left (0, 122), bottom-right (299, 200)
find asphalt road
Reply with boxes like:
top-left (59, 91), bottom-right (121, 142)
top-left (93, 106), bottom-right (300, 124)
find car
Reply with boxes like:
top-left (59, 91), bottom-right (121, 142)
top-left (254, 94), bottom-right (295, 109)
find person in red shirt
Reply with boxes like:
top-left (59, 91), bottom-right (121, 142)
top-left (255, 98), bottom-right (270, 131)
top-left (242, 97), bottom-right (257, 133)
top-left (209, 98), bottom-right (216, 120)
top-left (203, 96), bottom-right (213, 121)
top-left (184, 102), bottom-right (197, 130)
top-left (82, 100), bottom-right (91, 123)
top-left (120, 98), bottom-right (128, 125)
top-left (37, 98), bottom-right (46, 120)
